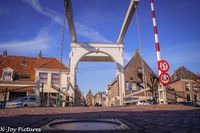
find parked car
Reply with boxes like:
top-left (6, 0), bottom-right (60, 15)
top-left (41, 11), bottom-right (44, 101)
top-left (136, 101), bottom-right (150, 105)
top-left (183, 101), bottom-right (194, 106)
top-left (5, 99), bottom-right (23, 108)
top-left (5, 96), bottom-right (39, 108)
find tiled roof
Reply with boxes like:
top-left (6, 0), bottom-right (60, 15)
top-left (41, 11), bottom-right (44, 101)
top-left (0, 55), bottom-right (69, 81)
top-left (37, 58), bottom-right (67, 70)
top-left (171, 66), bottom-right (199, 82)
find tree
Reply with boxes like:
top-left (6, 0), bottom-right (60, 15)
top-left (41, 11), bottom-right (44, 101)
top-left (147, 74), bottom-right (159, 104)
top-left (137, 71), bottom-right (159, 104)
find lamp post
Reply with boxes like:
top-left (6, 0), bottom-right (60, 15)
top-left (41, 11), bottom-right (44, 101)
top-left (41, 83), bottom-right (44, 107)
top-left (3, 88), bottom-right (8, 109)
top-left (56, 89), bottom-right (61, 107)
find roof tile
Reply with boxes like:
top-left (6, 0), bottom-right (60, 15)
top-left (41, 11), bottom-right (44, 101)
top-left (0, 55), bottom-right (69, 81)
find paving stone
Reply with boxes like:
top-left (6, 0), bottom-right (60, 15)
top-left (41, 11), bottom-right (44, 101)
top-left (0, 105), bottom-right (199, 133)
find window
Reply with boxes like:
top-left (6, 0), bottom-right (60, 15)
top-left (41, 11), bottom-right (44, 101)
top-left (131, 83), bottom-right (137, 90)
top-left (198, 83), bottom-right (200, 88)
top-left (192, 83), bottom-right (197, 87)
top-left (125, 82), bottom-right (129, 90)
top-left (51, 73), bottom-right (60, 84)
top-left (128, 83), bottom-right (132, 90)
top-left (28, 97), bottom-right (36, 102)
top-left (138, 68), bottom-right (143, 74)
top-left (185, 83), bottom-right (190, 91)
top-left (20, 97), bottom-right (29, 102)
top-left (39, 73), bottom-right (48, 83)
top-left (3, 71), bottom-right (12, 80)
top-left (186, 94), bottom-right (191, 101)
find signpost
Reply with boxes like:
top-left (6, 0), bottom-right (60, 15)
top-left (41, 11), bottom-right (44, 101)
top-left (158, 60), bottom-right (169, 73)
top-left (158, 60), bottom-right (170, 85)
top-left (102, 91), bottom-right (106, 96)
top-left (159, 73), bottom-right (170, 85)
top-left (150, 0), bottom-right (171, 104)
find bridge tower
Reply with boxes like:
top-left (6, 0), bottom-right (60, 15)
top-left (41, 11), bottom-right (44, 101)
top-left (64, 0), bottom-right (139, 105)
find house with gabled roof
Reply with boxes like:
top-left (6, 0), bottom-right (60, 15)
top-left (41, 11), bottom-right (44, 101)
top-left (106, 49), bottom-right (158, 106)
top-left (168, 66), bottom-right (200, 105)
top-left (86, 89), bottom-right (94, 106)
top-left (0, 50), bottom-right (74, 106)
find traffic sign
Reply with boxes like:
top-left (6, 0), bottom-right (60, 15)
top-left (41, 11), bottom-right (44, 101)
top-left (159, 73), bottom-right (170, 85)
top-left (102, 91), bottom-right (106, 95)
top-left (158, 60), bottom-right (169, 73)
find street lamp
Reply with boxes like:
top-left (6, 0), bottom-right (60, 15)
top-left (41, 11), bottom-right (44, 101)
top-left (41, 83), bottom-right (44, 107)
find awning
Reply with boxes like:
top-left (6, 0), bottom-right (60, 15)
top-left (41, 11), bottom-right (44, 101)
top-left (0, 86), bottom-right (34, 92)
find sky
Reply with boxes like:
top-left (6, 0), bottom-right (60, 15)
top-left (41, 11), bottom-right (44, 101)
top-left (0, 0), bottom-right (200, 96)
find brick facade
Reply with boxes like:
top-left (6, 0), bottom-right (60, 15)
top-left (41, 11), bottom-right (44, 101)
top-left (86, 89), bottom-right (94, 106)
top-left (106, 78), bottom-right (120, 106)
top-left (107, 49), bottom-right (157, 105)
top-left (168, 67), bottom-right (200, 105)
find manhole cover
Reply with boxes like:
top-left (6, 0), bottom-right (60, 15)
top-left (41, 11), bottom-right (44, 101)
top-left (42, 119), bottom-right (129, 131)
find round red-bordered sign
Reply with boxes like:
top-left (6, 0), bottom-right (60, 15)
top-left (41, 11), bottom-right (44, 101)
top-left (159, 73), bottom-right (170, 85)
top-left (158, 60), bottom-right (169, 73)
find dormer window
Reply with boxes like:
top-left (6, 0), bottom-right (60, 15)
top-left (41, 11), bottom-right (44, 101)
top-left (3, 71), bottom-right (12, 80)
top-left (2, 67), bottom-right (14, 81)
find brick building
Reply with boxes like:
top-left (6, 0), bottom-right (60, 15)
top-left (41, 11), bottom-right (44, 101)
top-left (86, 89), bottom-right (94, 106)
top-left (94, 91), bottom-right (103, 106)
top-left (168, 66), bottom-right (200, 105)
top-left (106, 78), bottom-right (120, 106)
top-left (74, 85), bottom-right (86, 106)
top-left (106, 49), bottom-right (157, 106)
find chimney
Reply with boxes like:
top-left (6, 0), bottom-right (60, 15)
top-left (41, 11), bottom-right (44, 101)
top-left (134, 49), bottom-right (139, 56)
top-left (3, 50), bottom-right (7, 57)
top-left (38, 50), bottom-right (42, 59)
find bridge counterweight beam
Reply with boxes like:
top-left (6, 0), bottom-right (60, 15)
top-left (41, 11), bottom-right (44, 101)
top-left (64, 0), bottom-right (77, 42)
top-left (117, 0), bottom-right (139, 44)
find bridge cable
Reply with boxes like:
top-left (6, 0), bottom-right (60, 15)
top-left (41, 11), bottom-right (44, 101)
top-left (135, 9), bottom-right (147, 99)
top-left (56, 11), bottom-right (66, 107)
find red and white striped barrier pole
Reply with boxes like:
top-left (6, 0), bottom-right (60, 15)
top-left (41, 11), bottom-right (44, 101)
top-left (150, 0), bottom-right (168, 104)
top-left (150, 0), bottom-right (161, 76)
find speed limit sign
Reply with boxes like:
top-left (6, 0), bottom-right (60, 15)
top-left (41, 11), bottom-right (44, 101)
top-left (159, 73), bottom-right (170, 85)
top-left (158, 60), bottom-right (169, 73)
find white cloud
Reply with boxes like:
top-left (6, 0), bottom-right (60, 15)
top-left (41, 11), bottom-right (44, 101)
top-left (21, 0), bottom-right (63, 25)
top-left (0, 27), bottom-right (50, 54)
top-left (124, 52), bottom-right (132, 61)
top-left (21, 0), bottom-right (110, 42)
top-left (75, 23), bottom-right (110, 42)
